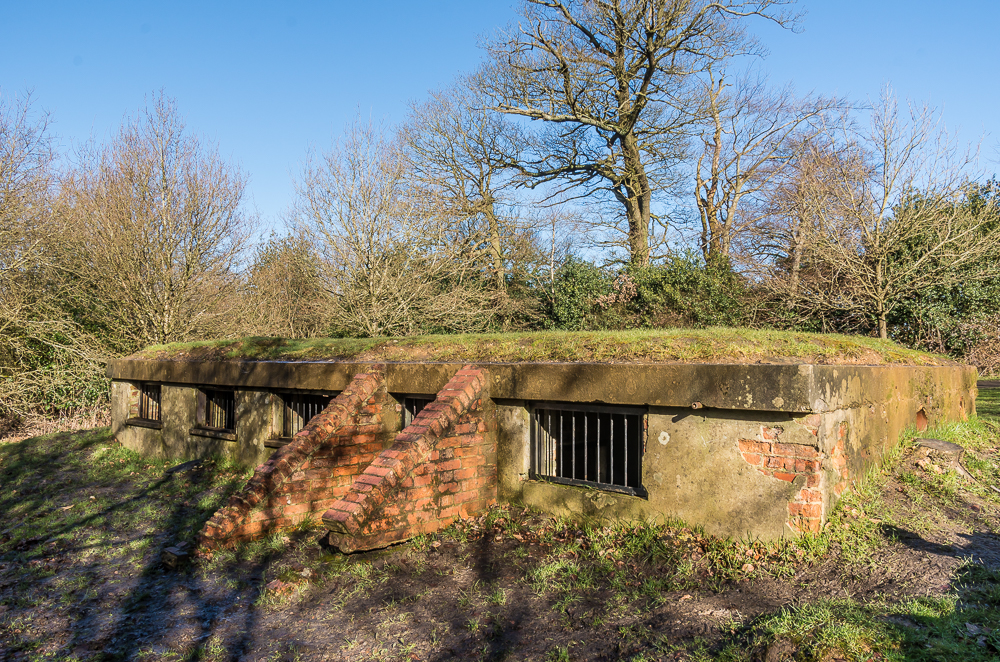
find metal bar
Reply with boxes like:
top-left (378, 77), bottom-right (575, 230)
top-left (624, 414), bottom-right (628, 487)
top-left (572, 411), bottom-right (576, 480)
top-left (610, 412), bottom-right (614, 486)
top-left (559, 410), bottom-right (564, 478)
top-left (532, 412), bottom-right (537, 478)
top-left (584, 412), bottom-right (588, 482)
top-left (597, 412), bottom-right (601, 483)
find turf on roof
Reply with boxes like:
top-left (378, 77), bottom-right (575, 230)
top-left (132, 328), bottom-right (954, 367)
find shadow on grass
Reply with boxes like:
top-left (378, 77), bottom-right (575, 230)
top-left (0, 428), bottom-right (291, 661)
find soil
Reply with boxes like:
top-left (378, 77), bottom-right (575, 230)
top-left (2, 428), bottom-right (999, 661)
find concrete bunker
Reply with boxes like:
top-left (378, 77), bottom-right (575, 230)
top-left (107, 354), bottom-right (976, 551)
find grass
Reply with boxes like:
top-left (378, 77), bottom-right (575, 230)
top-left (714, 592), bottom-right (1000, 662)
top-left (133, 328), bottom-right (953, 366)
top-left (4, 401), bottom-right (1000, 659)
top-left (977, 385), bottom-right (1000, 421)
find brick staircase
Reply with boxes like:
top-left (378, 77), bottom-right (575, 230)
top-left (198, 366), bottom-right (496, 552)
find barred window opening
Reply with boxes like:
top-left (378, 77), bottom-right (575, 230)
top-left (202, 389), bottom-right (235, 432)
top-left (138, 384), bottom-right (161, 421)
top-left (530, 404), bottom-right (646, 496)
top-left (402, 396), bottom-right (435, 427)
top-left (278, 393), bottom-right (332, 438)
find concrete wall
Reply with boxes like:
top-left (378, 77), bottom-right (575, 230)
top-left (110, 358), bottom-right (977, 541)
top-left (112, 383), bottom-right (329, 468)
top-left (494, 362), bottom-right (975, 539)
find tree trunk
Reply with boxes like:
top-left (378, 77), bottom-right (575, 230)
top-left (621, 133), bottom-right (650, 266)
top-left (482, 198), bottom-right (506, 291)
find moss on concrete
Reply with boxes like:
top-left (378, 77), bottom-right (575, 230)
top-left (135, 328), bottom-right (953, 366)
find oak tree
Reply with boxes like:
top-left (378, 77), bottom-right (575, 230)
top-left (480, 0), bottom-right (795, 264)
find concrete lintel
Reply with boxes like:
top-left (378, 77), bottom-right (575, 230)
top-left (107, 359), bottom-right (976, 413)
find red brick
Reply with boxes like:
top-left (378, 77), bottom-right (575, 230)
top-left (772, 443), bottom-right (815, 458)
top-left (454, 490), bottom-right (477, 504)
top-left (367, 464), bottom-right (393, 478)
top-left (773, 472), bottom-right (796, 482)
top-left (455, 467), bottom-right (477, 480)
top-left (283, 503), bottom-right (311, 516)
top-left (806, 474), bottom-right (821, 488)
top-left (798, 488), bottom-right (823, 503)
top-left (739, 440), bottom-right (770, 454)
top-left (788, 503), bottom-right (822, 518)
top-left (437, 459), bottom-right (461, 471)
top-left (762, 427), bottom-right (782, 441)
top-left (741, 453), bottom-right (762, 466)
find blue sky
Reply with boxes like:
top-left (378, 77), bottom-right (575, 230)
top-left (2, 1), bottom-right (998, 226)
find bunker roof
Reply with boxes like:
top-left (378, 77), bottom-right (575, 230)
top-left (131, 328), bottom-right (954, 367)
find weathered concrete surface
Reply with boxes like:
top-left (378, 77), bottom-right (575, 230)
top-left (112, 385), bottom-right (275, 467)
top-left (109, 358), bottom-right (977, 540)
top-left (108, 360), bottom-right (975, 414)
top-left (488, 363), bottom-right (975, 539)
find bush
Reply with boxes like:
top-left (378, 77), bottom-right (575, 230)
top-left (543, 253), bottom-right (750, 331)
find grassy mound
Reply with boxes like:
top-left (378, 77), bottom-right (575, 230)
top-left (133, 328), bottom-right (954, 366)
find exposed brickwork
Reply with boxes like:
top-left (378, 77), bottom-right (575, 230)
top-left (831, 421), bottom-right (850, 497)
top-left (738, 424), bottom-right (831, 534)
top-left (198, 370), bottom-right (387, 550)
top-left (323, 366), bottom-right (496, 553)
top-left (127, 383), bottom-right (139, 418)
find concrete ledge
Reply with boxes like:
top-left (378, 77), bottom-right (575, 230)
top-left (125, 418), bottom-right (162, 430)
top-left (189, 427), bottom-right (237, 442)
top-left (106, 359), bottom-right (978, 413)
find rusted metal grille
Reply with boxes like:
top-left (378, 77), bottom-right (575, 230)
top-left (204, 390), bottom-right (235, 431)
top-left (280, 393), bottom-right (332, 438)
top-left (138, 384), bottom-right (161, 421)
top-left (403, 396), bottom-right (435, 427)
top-left (530, 403), bottom-right (646, 496)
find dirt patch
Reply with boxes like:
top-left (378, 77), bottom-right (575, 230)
top-left (2, 424), bottom-right (1000, 661)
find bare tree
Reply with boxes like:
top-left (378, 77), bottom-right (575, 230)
top-left (694, 68), bottom-right (834, 262)
top-left (0, 91), bottom-right (106, 420)
top-left (293, 117), bottom-right (494, 337)
top-left (238, 232), bottom-right (333, 338)
top-left (479, 0), bottom-right (795, 265)
top-left (65, 93), bottom-right (253, 350)
top-left (403, 83), bottom-right (527, 291)
top-left (790, 89), bottom-right (1000, 339)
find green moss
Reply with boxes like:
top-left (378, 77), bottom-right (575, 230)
top-left (134, 328), bottom-right (953, 366)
